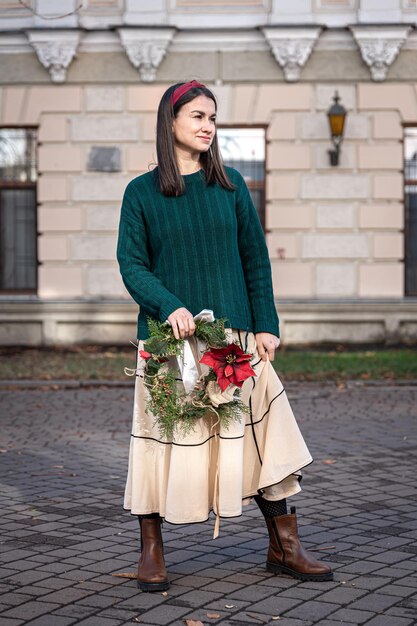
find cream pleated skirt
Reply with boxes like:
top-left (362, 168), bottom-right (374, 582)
top-left (123, 328), bottom-right (313, 537)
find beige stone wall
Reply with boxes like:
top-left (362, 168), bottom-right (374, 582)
top-left (1, 80), bottom-right (406, 304)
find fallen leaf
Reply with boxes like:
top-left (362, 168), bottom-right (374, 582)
top-left (184, 621), bottom-right (204, 626)
top-left (271, 618), bottom-right (281, 621)
top-left (111, 572), bottom-right (137, 579)
top-left (322, 459), bottom-right (337, 464)
top-left (162, 591), bottom-right (168, 596)
top-left (207, 613), bottom-right (220, 618)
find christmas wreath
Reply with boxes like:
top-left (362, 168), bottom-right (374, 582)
top-left (128, 314), bottom-right (257, 440)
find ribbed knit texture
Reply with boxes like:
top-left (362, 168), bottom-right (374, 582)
top-left (116, 165), bottom-right (280, 340)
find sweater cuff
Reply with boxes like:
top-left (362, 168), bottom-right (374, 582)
top-left (252, 320), bottom-right (280, 337)
top-left (160, 297), bottom-right (187, 323)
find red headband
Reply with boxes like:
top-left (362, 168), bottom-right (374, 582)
top-left (170, 80), bottom-right (206, 107)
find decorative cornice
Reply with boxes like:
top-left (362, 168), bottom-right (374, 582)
top-left (262, 27), bottom-right (322, 82)
top-left (350, 25), bottom-right (412, 81)
top-left (26, 30), bottom-right (81, 83)
top-left (117, 28), bottom-right (175, 82)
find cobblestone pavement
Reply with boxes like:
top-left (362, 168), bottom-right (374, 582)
top-left (1, 381), bottom-right (417, 626)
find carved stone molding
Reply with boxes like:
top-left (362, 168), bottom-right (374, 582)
top-left (118, 28), bottom-right (175, 82)
top-left (350, 25), bottom-right (412, 82)
top-left (262, 27), bottom-right (322, 82)
top-left (26, 30), bottom-right (80, 83)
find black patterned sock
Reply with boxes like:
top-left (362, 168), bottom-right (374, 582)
top-left (138, 513), bottom-right (160, 524)
top-left (254, 495), bottom-right (287, 517)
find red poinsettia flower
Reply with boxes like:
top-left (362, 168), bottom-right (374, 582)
top-left (200, 343), bottom-right (256, 391)
top-left (139, 350), bottom-right (151, 360)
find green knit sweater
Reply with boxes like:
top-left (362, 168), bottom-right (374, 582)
top-left (116, 165), bottom-right (279, 340)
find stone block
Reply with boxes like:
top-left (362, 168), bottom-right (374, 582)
top-left (271, 261), bottom-right (313, 296)
top-left (39, 115), bottom-right (68, 142)
top-left (267, 113), bottom-right (297, 140)
top-left (2, 87), bottom-right (26, 124)
top-left (301, 174), bottom-right (369, 199)
top-left (85, 86), bottom-right (124, 112)
top-left (141, 112), bottom-right (157, 141)
top-left (0, 322), bottom-right (42, 346)
top-left (302, 233), bottom-right (369, 258)
top-left (87, 147), bottom-right (121, 172)
top-left (70, 115), bottom-right (138, 142)
top-left (38, 266), bottom-right (83, 297)
top-left (267, 203), bottom-right (313, 229)
top-left (373, 233), bottom-right (404, 259)
top-left (86, 206), bottom-right (119, 231)
top-left (23, 87), bottom-right (82, 123)
top-left (316, 263), bottom-right (356, 296)
top-left (268, 143), bottom-right (311, 170)
top-left (313, 144), bottom-right (356, 170)
top-left (300, 113), bottom-right (369, 140)
top-left (69, 234), bottom-right (118, 261)
top-left (284, 320), bottom-right (386, 344)
top-left (359, 262), bottom-right (404, 297)
top-left (86, 265), bottom-right (126, 297)
top-left (254, 84), bottom-right (313, 122)
top-left (38, 176), bottom-right (68, 202)
top-left (373, 174), bottom-right (403, 200)
top-left (266, 233), bottom-right (298, 259)
top-left (211, 83), bottom-right (232, 123)
top-left (359, 203), bottom-right (404, 229)
top-left (71, 175), bottom-right (132, 202)
top-left (315, 84), bottom-right (356, 111)
top-left (38, 235), bottom-right (68, 261)
top-left (38, 145), bottom-right (82, 173)
top-left (231, 85), bottom-right (257, 123)
top-left (359, 144), bottom-right (403, 170)
top-left (316, 203), bottom-right (356, 229)
top-left (358, 84), bottom-right (417, 121)
top-left (373, 112), bottom-right (402, 139)
top-left (127, 84), bottom-right (171, 112)
top-left (267, 174), bottom-right (298, 200)
top-left (127, 144), bottom-right (157, 172)
top-left (38, 207), bottom-right (83, 232)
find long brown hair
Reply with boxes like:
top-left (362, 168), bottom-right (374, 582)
top-left (155, 82), bottom-right (235, 196)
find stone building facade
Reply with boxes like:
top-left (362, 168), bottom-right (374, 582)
top-left (0, 0), bottom-right (417, 345)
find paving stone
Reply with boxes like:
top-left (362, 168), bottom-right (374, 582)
top-left (1, 601), bottom-right (60, 621)
top-left (134, 604), bottom-right (190, 624)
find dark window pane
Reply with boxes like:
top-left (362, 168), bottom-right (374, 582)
top-left (405, 128), bottom-right (417, 296)
top-left (0, 188), bottom-right (37, 290)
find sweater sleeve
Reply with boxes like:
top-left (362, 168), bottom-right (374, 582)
top-left (116, 180), bottom-right (186, 322)
top-left (234, 171), bottom-right (280, 337)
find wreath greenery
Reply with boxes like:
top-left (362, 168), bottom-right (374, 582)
top-left (135, 315), bottom-right (256, 440)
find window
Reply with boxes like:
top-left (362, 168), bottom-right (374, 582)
top-left (217, 127), bottom-right (266, 229)
top-left (404, 127), bottom-right (417, 296)
top-left (0, 128), bottom-right (37, 293)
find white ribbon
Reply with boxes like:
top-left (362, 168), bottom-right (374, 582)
top-left (175, 309), bottom-right (215, 394)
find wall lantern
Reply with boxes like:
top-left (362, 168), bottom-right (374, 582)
top-left (327, 91), bottom-right (347, 166)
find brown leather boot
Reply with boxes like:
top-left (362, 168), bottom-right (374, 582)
top-left (137, 516), bottom-right (170, 592)
top-left (265, 506), bottom-right (333, 581)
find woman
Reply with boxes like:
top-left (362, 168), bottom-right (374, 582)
top-left (117, 79), bottom-right (333, 592)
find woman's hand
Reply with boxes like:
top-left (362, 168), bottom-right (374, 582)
top-left (167, 307), bottom-right (196, 340)
top-left (255, 332), bottom-right (280, 362)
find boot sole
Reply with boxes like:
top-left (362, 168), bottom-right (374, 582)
top-left (137, 579), bottom-right (170, 592)
top-left (266, 561), bottom-right (333, 582)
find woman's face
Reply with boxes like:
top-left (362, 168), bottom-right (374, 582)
top-left (172, 94), bottom-right (216, 155)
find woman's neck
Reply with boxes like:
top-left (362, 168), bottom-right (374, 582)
top-left (176, 151), bottom-right (201, 175)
